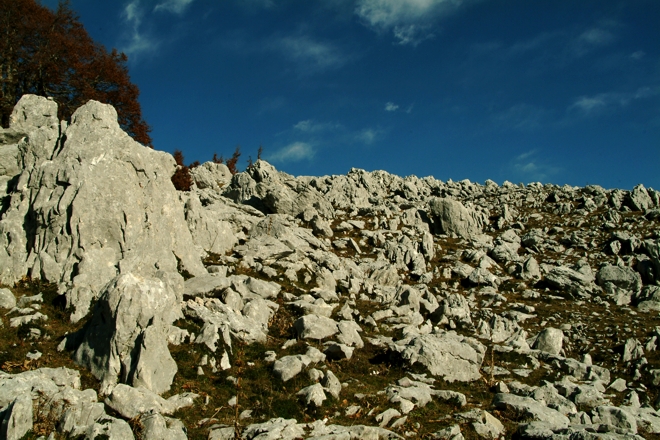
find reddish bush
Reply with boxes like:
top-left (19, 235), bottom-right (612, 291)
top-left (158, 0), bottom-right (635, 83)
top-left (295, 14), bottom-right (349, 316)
top-left (171, 150), bottom-right (192, 191)
top-left (225, 146), bottom-right (241, 175)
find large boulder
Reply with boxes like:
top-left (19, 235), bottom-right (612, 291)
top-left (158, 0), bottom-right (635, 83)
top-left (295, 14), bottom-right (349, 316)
top-left (596, 265), bottom-right (642, 293)
top-left (545, 262), bottom-right (596, 298)
top-left (73, 273), bottom-right (182, 394)
top-left (0, 96), bottom-right (205, 321)
top-left (392, 330), bottom-right (486, 382)
top-left (428, 198), bottom-right (483, 239)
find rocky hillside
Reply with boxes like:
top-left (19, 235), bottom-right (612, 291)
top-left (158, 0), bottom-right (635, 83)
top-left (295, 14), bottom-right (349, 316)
top-left (0, 95), bottom-right (659, 439)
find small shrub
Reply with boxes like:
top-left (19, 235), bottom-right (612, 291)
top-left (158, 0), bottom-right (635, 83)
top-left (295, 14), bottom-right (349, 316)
top-left (226, 146), bottom-right (241, 175)
top-left (171, 149), bottom-right (193, 191)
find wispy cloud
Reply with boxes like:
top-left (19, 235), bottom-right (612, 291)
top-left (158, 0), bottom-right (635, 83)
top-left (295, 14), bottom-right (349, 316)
top-left (269, 142), bottom-right (315, 162)
top-left (154, 0), bottom-right (194, 14)
top-left (120, 0), bottom-right (197, 58)
top-left (630, 51), bottom-right (645, 60)
top-left (121, 1), bottom-right (159, 57)
top-left (385, 102), bottom-right (399, 112)
top-left (293, 120), bottom-right (341, 133)
top-left (354, 128), bottom-right (383, 145)
top-left (472, 20), bottom-right (620, 65)
top-left (569, 20), bottom-right (619, 57)
top-left (510, 149), bottom-right (561, 183)
top-left (493, 103), bottom-right (552, 131)
top-left (355, 0), bottom-right (475, 46)
top-left (569, 87), bottom-right (659, 116)
top-left (270, 35), bottom-right (347, 73)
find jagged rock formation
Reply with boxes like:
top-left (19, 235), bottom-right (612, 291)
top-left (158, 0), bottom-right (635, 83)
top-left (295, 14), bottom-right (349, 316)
top-left (1, 96), bottom-right (660, 439)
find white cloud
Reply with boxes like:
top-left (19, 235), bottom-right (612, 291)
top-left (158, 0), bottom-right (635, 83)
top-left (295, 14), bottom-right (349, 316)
top-left (569, 87), bottom-right (659, 115)
top-left (271, 35), bottom-right (347, 72)
top-left (355, 0), bottom-right (472, 45)
top-left (569, 21), bottom-right (619, 57)
top-left (269, 142), bottom-right (315, 162)
top-left (577, 27), bottom-right (615, 46)
top-left (355, 128), bottom-right (382, 144)
top-left (293, 120), bottom-right (341, 133)
top-left (121, 1), bottom-right (159, 57)
top-left (154, 0), bottom-right (194, 14)
top-left (385, 102), bottom-right (399, 111)
top-left (510, 149), bottom-right (560, 183)
top-left (570, 96), bottom-right (607, 114)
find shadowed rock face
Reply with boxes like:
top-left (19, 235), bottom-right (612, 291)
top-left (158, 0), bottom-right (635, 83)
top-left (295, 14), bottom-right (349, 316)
top-left (1, 96), bottom-right (660, 439)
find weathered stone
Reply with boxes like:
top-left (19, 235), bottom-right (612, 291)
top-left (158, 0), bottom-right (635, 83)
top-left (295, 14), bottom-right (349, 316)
top-left (0, 288), bottom-right (16, 309)
top-left (429, 198), bottom-right (483, 239)
top-left (0, 97), bottom-right (205, 322)
top-left (394, 331), bottom-right (486, 382)
top-left (74, 273), bottom-right (182, 394)
top-left (140, 412), bottom-right (188, 440)
top-left (492, 393), bottom-right (570, 430)
top-left (532, 328), bottom-right (564, 356)
top-left (294, 314), bottom-right (339, 340)
top-left (104, 384), bottom-right (197, 420)
top-left (297, 383), bottom-right (327, 407)
top-left (0, 393), bottom-right (33, 440)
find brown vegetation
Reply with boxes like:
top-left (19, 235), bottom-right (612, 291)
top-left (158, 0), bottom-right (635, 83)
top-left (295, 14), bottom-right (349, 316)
top-left (0, 0), bottom-right (152, 146)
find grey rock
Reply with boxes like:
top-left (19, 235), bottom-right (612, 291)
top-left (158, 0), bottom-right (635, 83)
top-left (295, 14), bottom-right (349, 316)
top-left (627, 184), bottom-right (653, 211)
top-left (294, 314), bottom-right (339, 340)
top-left (185, 298), bottom-right (268, 351)
top-left (321, 370), bottom-right (342, 399)
top-left (104, 384), bottom-right (197, 419)
top-left (545, 262), bottom-right (595, 297)
top-left (434, 293), bottom-right (472, 326)
top-left (297, 383), bottom-right (327, 407)
top-left (608, 378), bottom-right (627, 392)
top-left (240, 417), bottom-right (306, 440)
top-left (0, 288), bottom-right (16, 309)
top-left (74, 273), bottom-right (181, 394)
top-left (190, 161), bottom-right (232, 191)
top-left (0, 97), bottom-right (205, 321)
top-left (532, 328), bottom-right (564, 355)
top-left (323, 342), bottom-right (355, 360)
top-left (0, 393), bottom-right (33, 440)
top-left (184, 194), bottom-right (238, 255)
top-left (492, 393), bottom-right (570, 430)
top-left (394, 330), bottom-right (486, 382)
top-left (430, 424), bottom-right (464, 440)
top-left (592, 406), bottom-right (638, 434)
top-left (429, 198), bottom-right (483, 239)
top-left (336, 320), bottom-right (364, 348)
top-left (596, 265), bottom-right (642, 293)
top-left (140, 412), bottom-right (188, 440)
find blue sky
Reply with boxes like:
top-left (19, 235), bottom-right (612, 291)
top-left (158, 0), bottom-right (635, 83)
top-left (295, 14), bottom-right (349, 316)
top-left (41, 0), bottom-right (659, 190)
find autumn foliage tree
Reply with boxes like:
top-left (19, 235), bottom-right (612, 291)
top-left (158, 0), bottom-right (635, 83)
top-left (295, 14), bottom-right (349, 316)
top-left (0, 0), bottom-right (152, 145)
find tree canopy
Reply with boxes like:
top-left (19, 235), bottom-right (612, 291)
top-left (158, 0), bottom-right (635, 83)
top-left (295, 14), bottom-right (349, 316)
top-left (0, 0), bottom-right (152, 146)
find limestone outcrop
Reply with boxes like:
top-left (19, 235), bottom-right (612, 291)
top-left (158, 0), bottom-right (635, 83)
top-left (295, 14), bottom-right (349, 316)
top-left (1, 96), bottom-right (660, 439)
